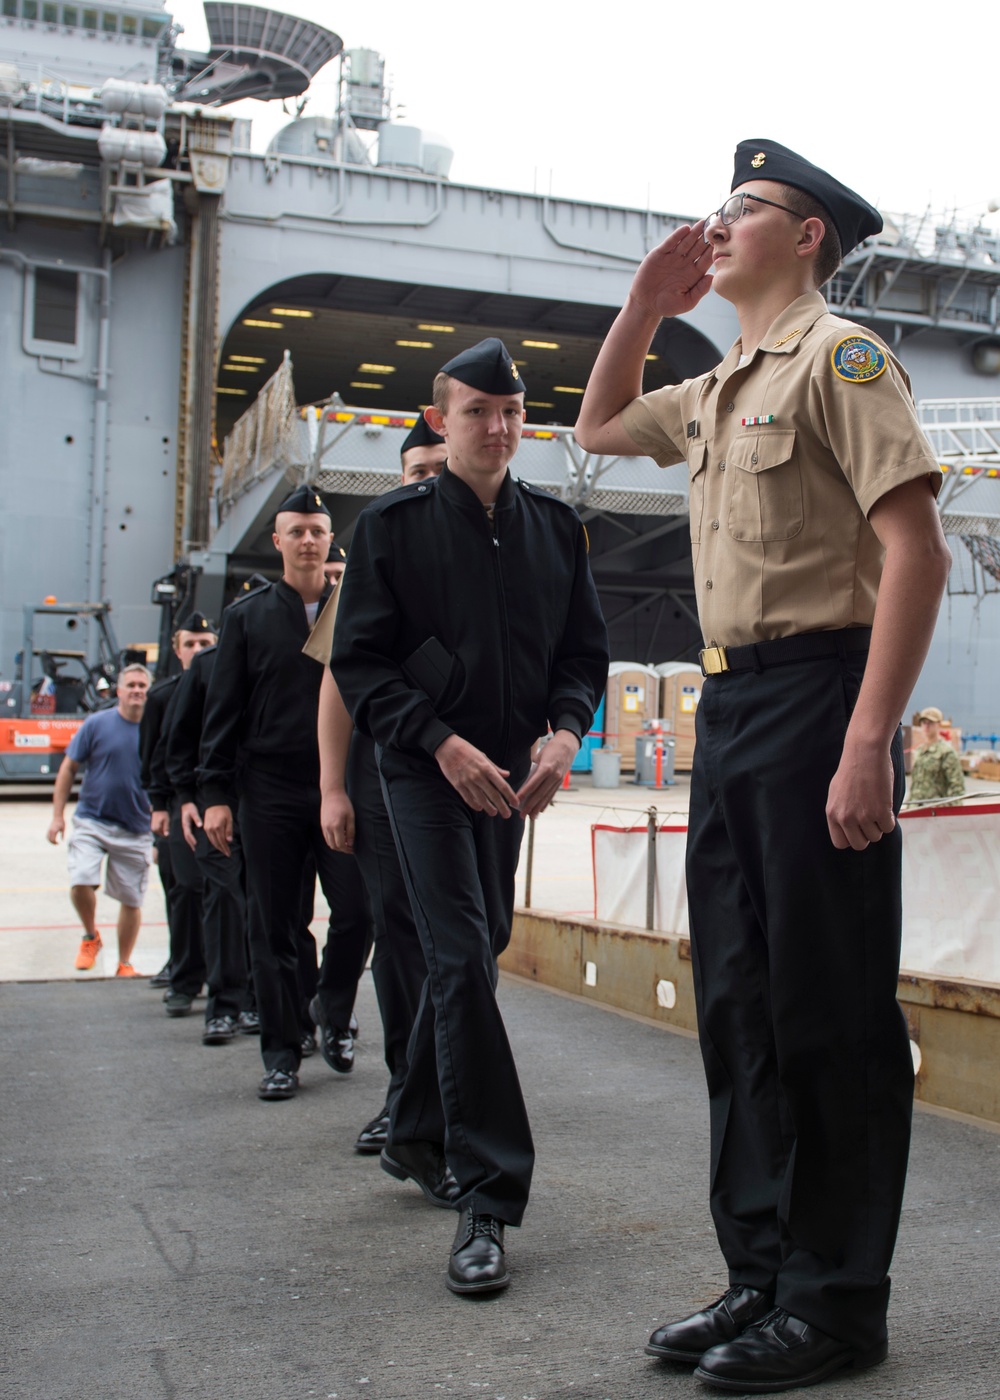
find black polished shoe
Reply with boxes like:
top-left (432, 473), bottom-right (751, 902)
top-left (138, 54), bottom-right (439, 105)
top-left (203, 1015), bottom-right (237, 1045)
top-left (380, 1141), bottom-right (460, 1208)
top-left (694, 1309), bottom-right (888, 1393)
top-left (257, 1068), bottom-right (299, 1101)
top-left (149, 961), bottom-right (171, 989)
top-left (309, 994), bottom-right (354, 1072)
top-left (163, 991), bottom-right (193, 1017)
top-left (646, 1284), bottom-right (775, 1363)
top-left (349, 1011), bottom-right (359, 1037)
top-left (355, 1106), bottom-right (390, 1154)
top-left (236, 1009), bottom-right (260, 1035)
top-left (446, 1208), bottom-right (510, 1295)
top-left (300, 1030), bottom-right (318, 1058)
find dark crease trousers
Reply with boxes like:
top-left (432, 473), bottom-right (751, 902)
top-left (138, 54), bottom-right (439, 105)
top-left (348, 732), bottom-right (427, 1109)
top-left (194, 817), bottom-right (249, 1022)
top-left (239, 766), bottom-right (371, 1074)
top-left (686, 645), bottom-right (913, 1354)
top-left (167, 800), bottom-right (205, 998)
top-left (378, 747), bottom-right (534, 1226)
top-left (154, 833), bottom-right (176, 958)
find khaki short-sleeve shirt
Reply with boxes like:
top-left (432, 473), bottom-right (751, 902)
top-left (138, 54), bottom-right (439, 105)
top-left (620, 291), bottom-right (942, 647)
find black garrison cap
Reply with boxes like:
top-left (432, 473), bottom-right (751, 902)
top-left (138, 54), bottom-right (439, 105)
top-left (275, 482), bottom-right (331, 517)
top-left (400, 415), bottom-right (445, 456)
top-left (327, 544), bottom-right (347, 564)
top-left (440, 337), bottom-right (526, 396)
top-left (241, 572), bottom-right (270, 594)
top-left (175, 610), bottom-right (215, 633)
top-left (732, 139), bottom-right (882, 253)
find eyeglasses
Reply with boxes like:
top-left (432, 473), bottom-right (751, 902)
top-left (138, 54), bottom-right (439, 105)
top-left (703, 191), bottom-right (803, 242)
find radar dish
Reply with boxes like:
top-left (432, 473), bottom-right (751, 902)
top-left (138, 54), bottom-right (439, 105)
top-left (177, 5), bottom-right (343, 105)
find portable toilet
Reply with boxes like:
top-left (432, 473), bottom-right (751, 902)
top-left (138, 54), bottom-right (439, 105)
top-left (604, 663), bottom-right (660, 773)
top-left (656, 662), bottom-right (703, 771)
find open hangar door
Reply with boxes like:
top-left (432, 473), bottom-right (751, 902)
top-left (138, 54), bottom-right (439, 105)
top-left (214, 273), bottom-right (720, 664)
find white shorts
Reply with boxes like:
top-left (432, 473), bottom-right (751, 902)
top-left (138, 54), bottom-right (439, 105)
top-left (66, 815), bottom-right (153, 908)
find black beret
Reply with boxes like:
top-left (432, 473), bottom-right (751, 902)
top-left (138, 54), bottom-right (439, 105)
top-left (440, 337), bottom-right (526, 396)
top-left (732, 139), bottom-right (882, 253)
top-left (400, 415), bottom-right (445, 456)
top-left (175, 610), bottom-right (215, 633)
top-left (275, 482), bottom-right (331, 517)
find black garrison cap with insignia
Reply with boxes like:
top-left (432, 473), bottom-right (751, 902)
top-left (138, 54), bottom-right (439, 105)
top-left (327, 544), bottom-right (347, 564)
top-left (400, 415), bottom-right (445, 456)
top-left (440, 337), bottom-right (526, 396)
top-left (241, 572), bottom-right (270, 594)
top-left (732, 139), bottom-right (882, 253)
top-left (175, 610), bottom-right (216, 634)
top-left (275, 482), bottom-right (331, 517)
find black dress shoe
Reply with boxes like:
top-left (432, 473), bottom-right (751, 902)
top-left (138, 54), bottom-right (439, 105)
top-left (257, 1068), bottom-right (299, 1101)
top-left (149, 961), bottom-right (171, 989)
top-left (646, 1284), bottom-right (775, 1363)
top-left (446, 1208), bottom-right (510, 1295)
top-left (309, 994), bottom-right (354, 1072)
top-left (203, 1015), bottom-right (237, 1045)
top-left (236, 1009), bottom-right (260, 1035)
top-left (380, 1141), bottom-right (460, 1208)
top-left (349, 1011), bottom-right (359, 1037)
top-left (163, 991), bottom-right (193, 1017)
top-left (694, 1309), bottom-right (888, 1393)
top-left (354, 1106), bottom-right (390, 1154)
top-left (300, 1030), bottom-right (318, 1058)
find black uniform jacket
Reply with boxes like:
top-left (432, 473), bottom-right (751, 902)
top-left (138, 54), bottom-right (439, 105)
top-left (165, 645), bottom-right (216, 807)
top-left (330, 466), bottom-right (609, 769)
top-left (198, 579), bottom-right (332, 809)
top-left (139, 674), bottom-right (180, 811)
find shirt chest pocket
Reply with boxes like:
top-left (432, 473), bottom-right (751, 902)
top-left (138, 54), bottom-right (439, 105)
top-left (687, 442), bottom-right (708, 543)
top-left (727, 429), bottom-right (803, 542)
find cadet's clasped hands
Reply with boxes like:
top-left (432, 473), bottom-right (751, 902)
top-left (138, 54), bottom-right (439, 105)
top-left (435, 731), bottom-right (580, 822)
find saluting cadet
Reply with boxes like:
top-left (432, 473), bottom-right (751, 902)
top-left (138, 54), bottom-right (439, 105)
top-left (331, 340), bottom-right (609, 1296)
top-left (577, 139), bottom-right (951, 1392)
top-left (311, 416), bottom-right (447, 1156)
top-left (142, 613), bottom-right (217, 1014)
top-left (165, 641), bottom-right (255, 1043)
top-left (198, 485), bottom-right (371, 1102)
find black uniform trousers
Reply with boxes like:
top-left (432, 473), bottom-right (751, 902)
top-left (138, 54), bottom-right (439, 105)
top-left (239, 765), bottom-right (370, 1073)
top-left (153, 834), bottom-right (177, 960)
top-left (167, 800), bottom-right (206, 999)
top-left (378, 747), bottom-right (534, 1227)
top-left (348, 731), bottom-right (428, 1107)
top-left (685, 639), bottom-right (912, 1355)
top-left (194, 816), bottom-right (249, 1022)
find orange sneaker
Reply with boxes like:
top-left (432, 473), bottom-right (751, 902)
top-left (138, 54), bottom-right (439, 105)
top-left (74, 933), bottom-right (102, 971)
top-left (115, 962), bottom-right (140, 977)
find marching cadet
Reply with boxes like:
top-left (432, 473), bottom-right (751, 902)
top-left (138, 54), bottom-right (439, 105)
top-left (141, 612), bottom-right (217, 1014)
top-left (165, 640), bottom-right (255, 1043)
top-left (576, 139), bottom-right (951, 1391)
top-left (198, 485), bottom-right (371, 1101)
top-left (310, 416), bottom-right (447, 1156)
top-left (331, 341), bottom-right (609, 1295)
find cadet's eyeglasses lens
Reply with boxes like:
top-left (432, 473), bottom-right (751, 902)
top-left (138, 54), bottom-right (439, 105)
top-left (703, 194), bottom-right (747, 242)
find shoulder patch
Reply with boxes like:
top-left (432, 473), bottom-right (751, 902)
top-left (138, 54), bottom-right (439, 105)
top-left (373, 481), bottom-right (436, 513)
top-left (831, 336), bottom-right (887, 384)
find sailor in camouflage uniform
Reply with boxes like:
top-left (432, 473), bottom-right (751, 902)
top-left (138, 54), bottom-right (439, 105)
top-left (909, 706), bottom-right (965, 800)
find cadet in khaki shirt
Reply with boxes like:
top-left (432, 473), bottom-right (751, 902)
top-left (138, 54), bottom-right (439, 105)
top-left (577, 139), bottom-right (952, 1394)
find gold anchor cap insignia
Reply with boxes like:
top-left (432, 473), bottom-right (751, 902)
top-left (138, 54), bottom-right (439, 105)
top-left (511, 363), bottom-right (519, 379)
top-left (314, 493), bottom-right (322, 506)
top-left (751, 152), bottom-right (766, 169)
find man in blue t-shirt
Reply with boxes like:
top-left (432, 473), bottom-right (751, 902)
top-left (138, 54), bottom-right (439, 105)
top-left (47, 665), bottom-right (153, 976)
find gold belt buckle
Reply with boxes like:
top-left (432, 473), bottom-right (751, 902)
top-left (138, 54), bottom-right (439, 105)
top-left (700, 645), bottom-right (729, 676)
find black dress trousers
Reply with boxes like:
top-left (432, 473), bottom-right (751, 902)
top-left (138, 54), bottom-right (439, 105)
top-left (153, 834), bottom-right (177, 957)
top-left (685, 643), bottom-right (913, 1354)
top-left (378, 747), bottom-right (534, 1227)
top-left (166, 799), bottom-right (206, 998)
top-left (239, 765), bottom-right (370, 1073)
top-left (347, 731), bottom-right (428, 1107)
top-left (195, 816), bottom-right (249, 1022)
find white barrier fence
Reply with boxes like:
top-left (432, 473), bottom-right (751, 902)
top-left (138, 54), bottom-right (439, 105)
top-left (592, 804), bottom-right (1000, 983)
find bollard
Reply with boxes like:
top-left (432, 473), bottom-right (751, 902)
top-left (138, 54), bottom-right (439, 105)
top-left (646, 806), bottom-right (657, 930)
top-left (524, 815), bottom-right (536, 909)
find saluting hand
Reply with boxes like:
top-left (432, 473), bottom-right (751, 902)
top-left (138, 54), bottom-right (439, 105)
top-left (181, 802), bottom-right (202, 852)
top-left (434, 734), bottom-right (520, 818)
top-left (514, 730), bottom-right (581, 821)
top-left (321, 789), bottom-right (356, 853)
top-left (204, 803), bottom-right (233, 857)
top-left (628, 221), bottom-right (714, 321)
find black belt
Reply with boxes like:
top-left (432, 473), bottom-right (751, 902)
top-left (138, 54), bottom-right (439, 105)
top-left (699, 628), bottom-right (872, 677)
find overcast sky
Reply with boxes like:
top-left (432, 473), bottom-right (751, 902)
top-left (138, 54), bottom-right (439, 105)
top-left (169, 0), bottom-right (1000, 230)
